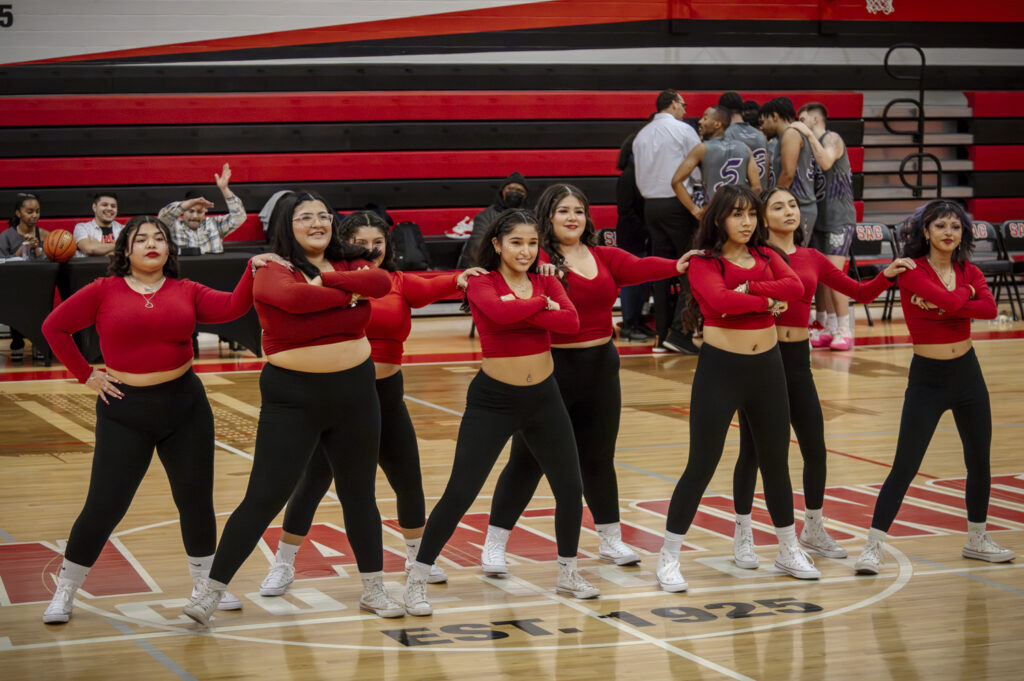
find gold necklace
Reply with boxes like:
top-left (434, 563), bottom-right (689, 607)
top-left (503, 273), bottom-right (529, 295)
top-left (928, 258), bottom-right (955, 291)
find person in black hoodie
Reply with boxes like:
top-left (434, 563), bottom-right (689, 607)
top-left (457, 172), bottom-right (529, 268)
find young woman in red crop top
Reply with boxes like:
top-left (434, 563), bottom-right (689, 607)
top-left (40, 215), bottom-right (282, 624)
top-left (185, 191), bottom-right (401, 625)
top-left (656, 185), bottom-right (818, 592)
top-left (402, 208), bottom-right (595, 617)
top-left (854, 200), bottom-right (1014, 574)
top-left (482, 183), bottom-right (697, 573)
top-left (728, 187), bottom-right (916, 570)
top-left (257, 210), bottom-right (486, 595)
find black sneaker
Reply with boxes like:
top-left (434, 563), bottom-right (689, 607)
top-left (619, 325), bottom-right (650, 342)
top-left (662, 330), bottom-right (699, 355)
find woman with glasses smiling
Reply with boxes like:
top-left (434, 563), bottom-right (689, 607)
top-left (185, 190), bottom-right (402, 625)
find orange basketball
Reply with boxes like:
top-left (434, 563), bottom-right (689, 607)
top-left (43, 229), bottom-right (76, 262)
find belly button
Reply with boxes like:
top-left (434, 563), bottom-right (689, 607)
top-left (752, 344), bottom-right (758, 352)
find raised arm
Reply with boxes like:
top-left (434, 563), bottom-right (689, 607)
top-left (688, 257), bottom-right (770, 316)
top-left (401, 272), bottom-right (461, 309)
top-left (41, 280), bottom-right (104, 383)
top-left (897, 265), bottom-right (970, 313)
top-left (320, 260), bottom-right (393, 298)
top-left (747, 249), bottom-right (803, 300)
top-left (599, 247), bottom-right (683, 286)
top-left (467, 274), bottom-right (547, 324)
top-left (191, 262), bottom-right (255, 324)
top-left (791, 123), bottom-right (844, 172)
top-left (529, 276), bottom-right (580, 334)
top-left (254, 262), bottom-right (353, 313)
top-left (813, 250), bottom-right (894, 304)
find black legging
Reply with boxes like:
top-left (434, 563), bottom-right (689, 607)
top-left (489, 341), bottom-right (622, 529)
top-left (666, 343), bottom-right (794, 534)
top-left (65, 371), bottom-right (216, 567)
top-left (281, 370), bottom-right (426, 535)
top-left (871, 348), bottom-right (991, 531)
top-left (416, 370), bottom-right (583, 564)
top-left (733, 340), bottom-right (827, 513)
top-left (209, 360), bottom-right (382, 582)
top-left (644, 198), bottom-right (698, 339)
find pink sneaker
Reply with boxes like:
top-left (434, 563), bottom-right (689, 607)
top-left (809, 321), bottom-right (833, 348)
top-left (830, 330), bottom-right (854, 351)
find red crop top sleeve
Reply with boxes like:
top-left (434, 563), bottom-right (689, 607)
top-left (320, 260), bottom-right (392, 298)
top-left (960, 264), bottom-right (998, 319)
top-left (401, 272), bottom-right (461, 308)
top-left (529, 276), bottom-right (579, 334)
top-left (897, 264), bottom-right (970, 313)
top-left (191, 264), bottom-right (255, 324)
top-left (467, 275), bottom-right (548, 324)
top-left (598, 247), bottom-right (681, 286)
top-left (42, 280), bottom-right (104, 383)
top-left (254, 263), bottom-right (353, 312)
top-left (746, 249), bottom-right (803, 300)
top-left (688, 257), bottom-right (769, 315)
top-left (813, 250), bottom-right (894, 304)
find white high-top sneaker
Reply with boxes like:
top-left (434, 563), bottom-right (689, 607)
top-left (481, 525), bottom-right (511, 576)
top-left (854, 536), bottom-right (885, 575)
top-left (800, 517), bottom-right (848, 558)
top-left (555, 558), bottom-right (600, 599)
top-left (403, 566), bottom-right (433, 617)
top-left (733, 522), bottom-right (760, 569)
top-left (655, 550), bottom-right (688, 592)
top-left (774, 541), bottom-right (821, 579)
top-left (42, 578), bottom-right (79, 624)
top-left (183, 577), bottom-right (225, 626)
top-left (358, 572), bottom-right (405, 618)
top-left (259, 561), bottom-right (296, 596)
top-left (596, 523), bottom-right (641, 566)
top-left (962, 532), bottom-right (1016, 563)
top-left (405, 540), bottom-right (448, 584)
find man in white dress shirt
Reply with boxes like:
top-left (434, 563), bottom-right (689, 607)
top-left (632, 89), bottom-right (701, 353)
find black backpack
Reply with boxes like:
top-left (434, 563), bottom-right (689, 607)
top-left (391, 221), bottom-right (432, 271)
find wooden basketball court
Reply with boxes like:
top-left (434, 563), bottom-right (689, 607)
top-left (2, 315), bottom-right (1023, 680)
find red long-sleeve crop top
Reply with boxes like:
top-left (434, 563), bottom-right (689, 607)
top-left (467, 270), bottom-right (578, 357)
top-left (367, 271), bottom-right (461, 365)
top-left (898, 257), bottom-right (997, 344)
top-left (541, 247), bottom-right (681, 344)
top-left (42, 267), bottom-right (254, 383)
top-left (687, 246), bottom-right (802, 329)
top-left (254, 260), bottom-right (392, 355)
top-left (775, 247), bottom-right (894, 327)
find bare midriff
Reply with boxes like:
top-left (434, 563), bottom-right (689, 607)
top-left (702, 326), bottom-right (779, 355)
top-left (480, 350), bottom-right (555, 386)
top-left (267, 337), bottom-right (371, 373)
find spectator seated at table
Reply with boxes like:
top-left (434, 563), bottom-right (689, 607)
top-left (73, 192), bottom-right (123, 258)
top-left (1, 193), bottom-right (50, 361)
top-left (159, 163), bottom-right (245, 254)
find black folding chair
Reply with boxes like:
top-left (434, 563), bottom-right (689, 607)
top-left (971, 221), bottom-right (1021, 321)
top-left (849, 223), bottom-right (898, 326)
top-left (999, 220), bottom-right (1024, 319)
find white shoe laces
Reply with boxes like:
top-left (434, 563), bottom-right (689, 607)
top-left (263, 563), bottom-right (293, 585)
top-left (734, 529), bottom-right (756, 560)
top-left (861, 539), bottom-right (883, 565)
top-left (970, 532), bottom-right (1004, 553)
top-left (405, 575), bottom-right (429, 607)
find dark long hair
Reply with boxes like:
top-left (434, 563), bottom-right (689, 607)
top-left (336, 210), bottom-right (396, 272)
top-left (10, 192), bottom-right (39, 230)
top-left (761, 186), bottom-right (805, 245)
top-left (533, 183), bottom-right (598, 276)
top-left (898, 200), bottom-right (975, 266)
top-left (462, 208), bottom-right (541, 312)
top-left (108, 215), bottom-right (180, 278)
top-left (268, 190), bottom-right (379, 279)
top-left (680, 185), bottom-right (776, 332)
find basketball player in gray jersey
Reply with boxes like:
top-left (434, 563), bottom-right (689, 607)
top-left (670, 106), bottom-right (760, 220)
top-left (760, 97), bottom-right (817, 238)
top-left (720, 92), bottom-right (770, 189)
top-left (793, 102), bottom-right (859, 351)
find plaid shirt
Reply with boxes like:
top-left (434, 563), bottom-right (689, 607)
top-left (159, 194), bottom-right (246, 254)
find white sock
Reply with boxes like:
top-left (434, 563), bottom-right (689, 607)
top-left (359, 570), bottom-right (383, 585)
top-left (804, 508), bottom-right (822, 525)
top-left (486, 525), bottom-right (511, 542)
top-left (867, 527), bottom-right (887, 544)
top-left (187, 554), bottom-right (214, 580)
top-left (57, 558), bottom-right (90, 587)
top-left (735, 513), bottom-right (752, 530)
top-left (594, 522), bottom-right (618, 534)
top-left (404, 536), bottom-right (422, 561)
top-left (836, 315), bottom-right (850, 333)
top-left (409, 561), bottom-right (431, 580)
top-left (206, 578), bottom-right (228, 592)
top-left (967, 520), bottom-right (987, 539)
top-left (557, 556), bottom-right (577, 570)
top-left (275, 540), bottom-right (300, 565)
top-left (827, 313), bottom-right (838, 332)
top-left (662, 531), bottom-right (686, 555)
top-left (815, 310), bottom-right (827, 327)
top-left (775, 524), bottom-right (797, 545)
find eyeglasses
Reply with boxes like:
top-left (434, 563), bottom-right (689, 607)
top-left (676, 100), bottom-right (687, 109)
top-left (292, 213), bottom-right (334, 227)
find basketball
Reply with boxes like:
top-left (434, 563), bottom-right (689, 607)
top-left (42, 229), bottom-right (76, 262)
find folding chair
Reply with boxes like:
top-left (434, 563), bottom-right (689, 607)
top-left (970, 221), bottom-right (1021, 321)
top-left (998, 219), bottom-right (1024, 317)
top-left (849, 223), bottom-right (898, 326)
